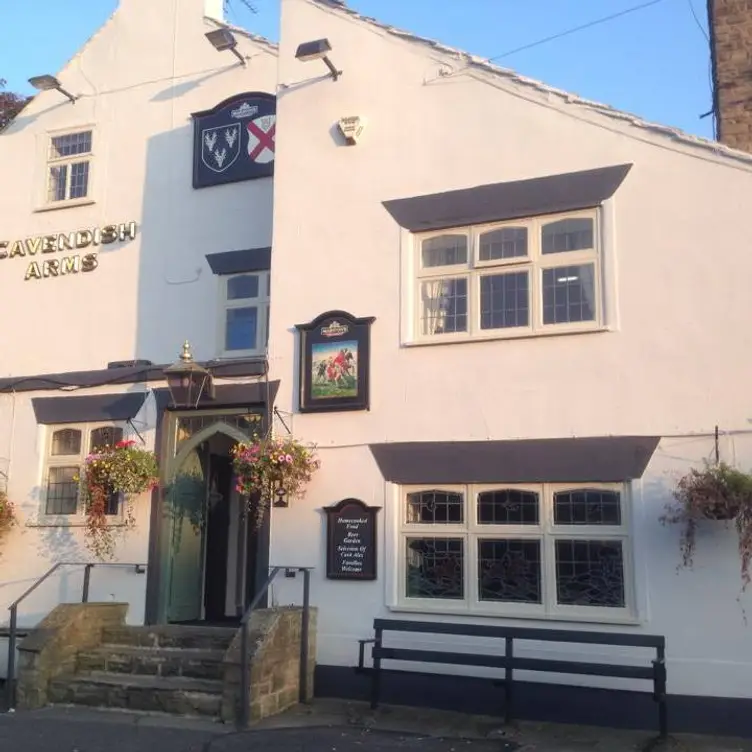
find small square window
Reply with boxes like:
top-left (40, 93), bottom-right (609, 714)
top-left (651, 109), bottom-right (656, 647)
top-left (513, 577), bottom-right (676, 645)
top-left (46, 130), bottom-right (92, 204)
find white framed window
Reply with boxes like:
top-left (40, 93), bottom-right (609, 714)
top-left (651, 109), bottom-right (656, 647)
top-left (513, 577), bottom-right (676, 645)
top-left (45, 130), bottom-right (93, 205)
top-left (397, 483), bottom-right (634, 622)
top-left (413, 210), bottom-right (601, 342)
top-left (219, 271), bottom-right (270, 357)
top-left (43, 424), bottom-right (124, 520)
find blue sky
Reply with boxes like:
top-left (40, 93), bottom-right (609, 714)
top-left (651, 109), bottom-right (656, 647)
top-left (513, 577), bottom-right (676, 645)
top-left (0, 0), bottom-right (715, 139)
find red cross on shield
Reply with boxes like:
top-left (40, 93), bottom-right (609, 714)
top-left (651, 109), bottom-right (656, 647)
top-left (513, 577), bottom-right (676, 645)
top-left (247, 115), bottom-right (276, 165)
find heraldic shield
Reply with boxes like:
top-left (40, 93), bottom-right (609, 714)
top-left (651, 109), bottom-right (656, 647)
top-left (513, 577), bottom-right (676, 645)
top-left (192, 91), bottom-right (277, 189)
top-left (201, 123), bottom-right (241, 173)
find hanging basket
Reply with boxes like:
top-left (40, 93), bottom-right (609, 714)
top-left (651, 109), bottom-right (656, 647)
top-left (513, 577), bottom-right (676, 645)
top-left (0, 490), bottom-right (17, 543)
top-left (80, 440), bottom-right (159, 560)
top-left (661, 462), bottom-right (752, 589)
top-left (232, 435), bottom-right (320, 528)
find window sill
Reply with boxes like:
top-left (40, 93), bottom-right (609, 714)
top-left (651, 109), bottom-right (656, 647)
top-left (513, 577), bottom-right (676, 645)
top-left (388, 603), bottom-right (641, 627)
top-left (402, 325), bottom-right (613, 348)
top-left (26, 517), bottom-right (127, 529)
top-left (34, 198), bottom-right (96, 214)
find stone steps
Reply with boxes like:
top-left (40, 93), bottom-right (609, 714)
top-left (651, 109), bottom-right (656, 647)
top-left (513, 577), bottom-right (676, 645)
top-left (46, 625), bottom-right (237, 719)
top-left (47, 671), bottom-right (224, 717)
top-left (102, 625), bottom-right (235, 651)
top-left (77, 645), bottom-right (226, 681)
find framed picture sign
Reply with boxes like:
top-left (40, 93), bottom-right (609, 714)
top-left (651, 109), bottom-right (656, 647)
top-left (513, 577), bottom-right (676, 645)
top-left (325, 498), bottom-right (380, 580)
top-left (296, 310), bottom-right (375, 413)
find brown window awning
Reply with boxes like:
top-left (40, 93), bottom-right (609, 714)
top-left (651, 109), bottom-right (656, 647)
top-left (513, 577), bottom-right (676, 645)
top-left (369, 436), bottom-right (659, 485)
top-left (382, 164), bottom-right (632, 233)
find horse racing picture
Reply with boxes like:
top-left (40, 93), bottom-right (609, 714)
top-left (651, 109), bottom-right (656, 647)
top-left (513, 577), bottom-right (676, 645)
top-left (311, 341), bottom-right (358, 399)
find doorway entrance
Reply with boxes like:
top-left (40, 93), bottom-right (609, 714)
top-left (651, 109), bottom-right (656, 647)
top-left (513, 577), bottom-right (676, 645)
top-left (156, 409), bottom-right (268, 625)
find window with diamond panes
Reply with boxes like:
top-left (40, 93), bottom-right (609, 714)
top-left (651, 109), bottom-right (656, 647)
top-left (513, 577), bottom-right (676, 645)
top-left (413, 211), bottom-right (600, 341)
top-left (47, 130), bottom-right (92, 204)
top-left (399, 483), bottom-right (632, 619)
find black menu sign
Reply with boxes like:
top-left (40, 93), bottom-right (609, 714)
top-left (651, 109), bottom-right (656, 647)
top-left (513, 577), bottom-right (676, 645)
top-left (325, 499), bottom-right (380, 580)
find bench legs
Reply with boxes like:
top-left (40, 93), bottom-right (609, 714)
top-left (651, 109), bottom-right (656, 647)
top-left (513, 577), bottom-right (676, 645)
top-left (654, 647), bottom-right (668, 739)
top-left (504, 636), bottom-right (514, 725)
top-left (370, 628), bottom-right (383, 710)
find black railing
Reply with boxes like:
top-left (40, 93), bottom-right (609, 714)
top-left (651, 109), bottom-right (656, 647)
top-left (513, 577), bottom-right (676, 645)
top-left (238, 566), bottom-right (312, 729)
top-left (4, 561), bottom-right (147, 711)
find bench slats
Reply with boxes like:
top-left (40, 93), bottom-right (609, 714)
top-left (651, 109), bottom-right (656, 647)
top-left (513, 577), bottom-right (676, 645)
top-left (374, 648), bottom-right (655, 680)
top-left (375, 646), bottom-right (510, 669)
top-left (512, 656), bottom-right (655, 680)
top-left (373, 618), bottom-right (664, 649)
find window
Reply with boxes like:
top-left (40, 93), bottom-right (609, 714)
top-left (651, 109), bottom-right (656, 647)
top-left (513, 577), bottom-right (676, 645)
top-left (413, 210), bottom-right (601, 341)
top-left (219, 271), bottom-right (270, 357)
top-left (44, 424), bottom-right (123, 518)
top-left (46, 130), bottom-right (93, 204)
top-left (399, 483), bottom-right (633, 621)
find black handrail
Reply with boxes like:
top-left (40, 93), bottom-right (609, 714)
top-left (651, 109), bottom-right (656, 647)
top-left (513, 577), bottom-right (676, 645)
top-left (4, 561), bottom-right (147, 711)
top-left (238, 566), bottom-right (312, 729)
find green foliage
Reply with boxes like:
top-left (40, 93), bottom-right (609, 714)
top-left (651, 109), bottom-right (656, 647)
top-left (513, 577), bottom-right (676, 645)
top-left (0, 489), bottom-right (17, 542)
top-left (661, 462), bottom-right (752, 589)
top-left (232, 435), bottom-right (320, 526)
top-left (80, 440), bottom-right (159, 560)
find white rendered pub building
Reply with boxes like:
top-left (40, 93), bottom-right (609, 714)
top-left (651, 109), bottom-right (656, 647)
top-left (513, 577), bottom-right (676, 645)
top-left (2, 0), bottom-right (752, 735)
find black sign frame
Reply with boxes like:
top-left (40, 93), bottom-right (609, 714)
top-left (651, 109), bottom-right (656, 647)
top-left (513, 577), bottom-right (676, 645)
top-left (296, 310), bottom-right (375, 414)
top-left (325, 498), bottom-right (380, 581)
top-left (192, 91), bottom-right (276, 189)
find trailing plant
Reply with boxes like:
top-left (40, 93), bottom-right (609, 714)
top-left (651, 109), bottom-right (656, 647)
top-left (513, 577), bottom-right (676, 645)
top-left (661, 462), bottom-right (752, 589)
top-left (0, 489), bottom-right (17, 543)
top-left (232, 435), bottom-right (320, 526)
top-left (80, 440), bottom-right (159, 560)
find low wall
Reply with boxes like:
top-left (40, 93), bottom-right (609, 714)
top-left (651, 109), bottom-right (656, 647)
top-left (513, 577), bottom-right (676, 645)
top-left (222, 606), bottom-right (317, 723)
top-left (15, 603), bottom-right (128, 709)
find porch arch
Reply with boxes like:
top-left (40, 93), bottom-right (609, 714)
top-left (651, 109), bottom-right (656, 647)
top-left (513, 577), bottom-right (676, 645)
top-left (170, 421), bottom-right (248, 480)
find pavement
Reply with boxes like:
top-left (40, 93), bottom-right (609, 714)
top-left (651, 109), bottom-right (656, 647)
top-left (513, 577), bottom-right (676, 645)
top-left (1, 698), bottom-right (751, 752)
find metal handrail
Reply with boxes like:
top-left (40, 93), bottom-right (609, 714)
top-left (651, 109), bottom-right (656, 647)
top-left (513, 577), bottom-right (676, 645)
top-left (4, 561), bottom-right (147, 710)
top-left (238, 566), bottom-right (312, 729)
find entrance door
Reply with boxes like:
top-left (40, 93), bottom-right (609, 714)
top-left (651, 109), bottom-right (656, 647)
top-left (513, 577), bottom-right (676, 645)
top-left (167, 446), bottom-right (207, 623)
top-left (204, 454), bottom-right (233, 622)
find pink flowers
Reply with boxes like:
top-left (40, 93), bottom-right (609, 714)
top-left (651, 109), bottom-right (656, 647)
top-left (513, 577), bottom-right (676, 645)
top-left (231, 435), bottom-right (320, 511)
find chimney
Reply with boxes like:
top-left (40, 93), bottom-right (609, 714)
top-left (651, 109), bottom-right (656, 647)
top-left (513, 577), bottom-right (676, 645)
top-left (708, 0), bottom-right (752, 152)
top-left (205, 0), bottom-right (224, 22)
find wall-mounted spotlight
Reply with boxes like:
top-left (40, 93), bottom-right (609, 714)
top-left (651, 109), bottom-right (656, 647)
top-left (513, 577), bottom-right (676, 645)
top-left (205, 28), bottom-right (247, 66)
top-left (295, 38), bottom-right (341, 81)
top-left (28, 75), bottom-right (77, 104)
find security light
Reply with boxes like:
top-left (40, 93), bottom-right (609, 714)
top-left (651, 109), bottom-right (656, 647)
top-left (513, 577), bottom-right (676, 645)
top-left (205, 29), bottom-right (246, 66)
top-left (28, 75), bottom-right (76, 104)
top-left (295, 38), bottom-right (341, 81)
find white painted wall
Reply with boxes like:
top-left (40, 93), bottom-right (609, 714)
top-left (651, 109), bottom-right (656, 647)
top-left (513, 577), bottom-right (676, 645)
top-left (0, 0), bottom-right (278, 376)
top-left (0, 0), bottom-right (278, 674)
top-left (265, 0), bottom-right (752, 699)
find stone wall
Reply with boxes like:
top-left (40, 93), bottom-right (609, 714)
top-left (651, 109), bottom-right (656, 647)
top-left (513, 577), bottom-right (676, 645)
top-left (15, 603), bottom-right (128, 709)
top-left (709, 0), bottom-right (752, 152)
top-left (221, 606), bottom-right (317, 724)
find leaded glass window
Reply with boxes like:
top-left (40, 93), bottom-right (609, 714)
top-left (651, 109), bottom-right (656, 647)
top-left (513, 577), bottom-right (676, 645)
top-left (399, 483), bottom-right (631, 619)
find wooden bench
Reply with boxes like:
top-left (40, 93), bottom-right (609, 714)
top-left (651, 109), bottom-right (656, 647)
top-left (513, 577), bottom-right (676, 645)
top-left (360, 618), bottom-right (667, 738)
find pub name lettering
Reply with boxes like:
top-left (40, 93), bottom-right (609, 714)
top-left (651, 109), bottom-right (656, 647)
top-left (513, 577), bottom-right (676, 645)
top-left (0, 222), bottom-right (137, 281)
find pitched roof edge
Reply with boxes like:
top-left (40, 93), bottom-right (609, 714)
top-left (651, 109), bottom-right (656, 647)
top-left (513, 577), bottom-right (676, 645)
top-left (204, 16), bottom-right (279, 53)
top-left (309, 0), bottom-right (752, 170)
